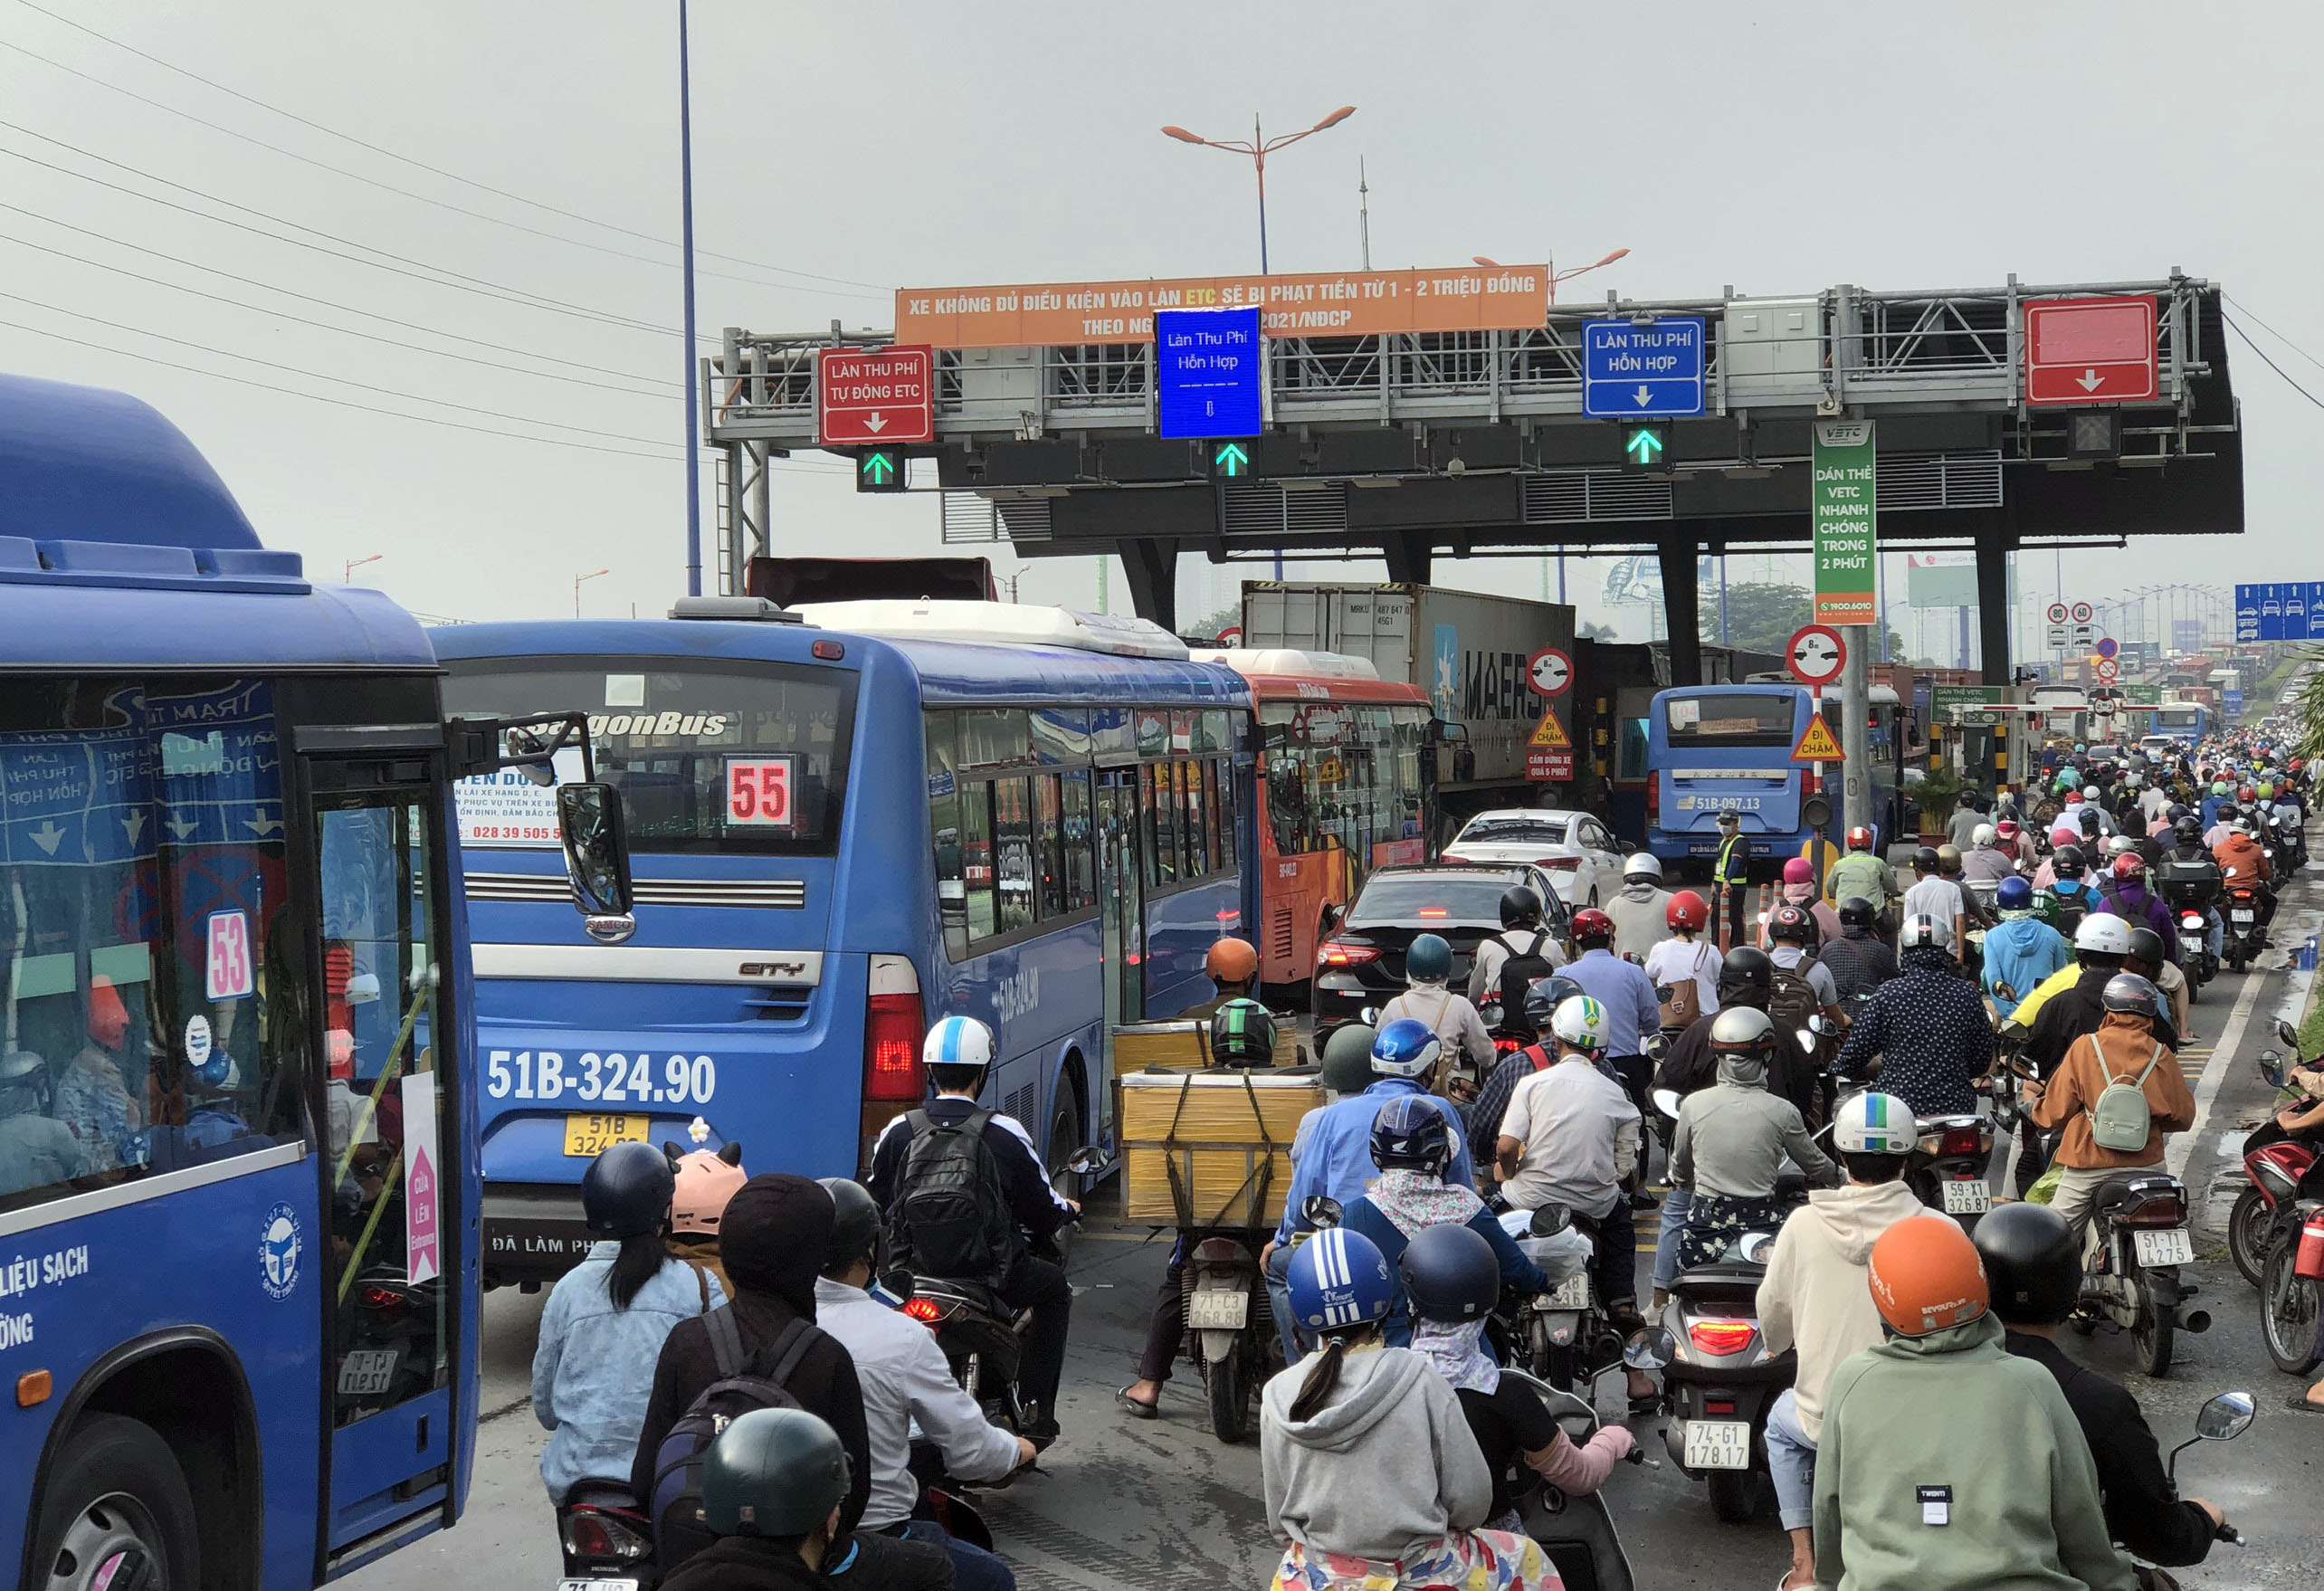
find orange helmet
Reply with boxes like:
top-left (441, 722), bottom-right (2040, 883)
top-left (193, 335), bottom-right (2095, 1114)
top-left (1205, 936), bottom-right (1260, 986)
top-left (1666, 890), bottom-right (1709, 932)
top-left (671, 1141), bottom-right (747, 1235)
top-left (1868, 1215), bottom-right (1988, 1337)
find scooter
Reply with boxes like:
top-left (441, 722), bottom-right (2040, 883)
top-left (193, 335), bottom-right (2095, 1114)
top-left (2273, 810), bottom-right (2308, 872)
top-left (2259, 1194), bottom-right (2324, 1377)
top-left (555, 1482), bottom-right (658, 1589)
top-left (1908, 1112), bottom-right (1995, 1228)
top-left (1492, 1205), bottom-right (1619, 1393)
top-left (1507, 1370), bottom-right (1649, 1591)
top-left (1184, 1222), bottom-right (1275, 1444)
top-left (2157, 855), bottom-right (2223, 992)
top-left (2220, 873), bottom-right (2270, 972)
top-left (1638, 1226), bottom-right (1794, 1526)
top-left (2078, 1167), bottom-right (2209, 1377)
top-left (2228, 1025), bottom-right (2319, 1285)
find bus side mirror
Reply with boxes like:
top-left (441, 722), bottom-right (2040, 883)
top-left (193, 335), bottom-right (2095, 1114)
top-left (557, 782), bottom-right (636, 938)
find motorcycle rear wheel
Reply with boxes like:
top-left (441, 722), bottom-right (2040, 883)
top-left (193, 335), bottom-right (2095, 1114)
top-left (2227, 1187), bottom-right (2272, 1287)
top-left (1706, 1469), bottom-right (1757, 1525)
top-left (2130, 1277), bottom-right (2174, 1377)
top-left (1207, 1345), bottom-right (1252, 1445)
top-left (2261, 1235), bottom-right (2324, 1376)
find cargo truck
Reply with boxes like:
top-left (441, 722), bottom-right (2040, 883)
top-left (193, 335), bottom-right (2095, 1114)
top-left (1239, 581), bottom-right (1577, 838)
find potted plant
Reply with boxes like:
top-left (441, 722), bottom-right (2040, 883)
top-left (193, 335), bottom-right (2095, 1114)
top-left (1913, 765), bottom-right (1963, 841)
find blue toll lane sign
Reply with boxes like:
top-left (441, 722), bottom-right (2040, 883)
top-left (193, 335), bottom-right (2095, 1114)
top-left (1582, 316), bottom-right (1708, 418)
top-left (1156, 306), bottom-right (1262, 442)
top-left (2235, 582), bottom-right (2324, 643)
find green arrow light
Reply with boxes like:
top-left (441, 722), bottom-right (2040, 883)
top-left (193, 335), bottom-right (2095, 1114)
top-left (862, 452), bottom-right (897, 485)
top-left (1625, 429), bottom-right (1664, 465)
top-left (1214, 442), bottom-right (1250, 478)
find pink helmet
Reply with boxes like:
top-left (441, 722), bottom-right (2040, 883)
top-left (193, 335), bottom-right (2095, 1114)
top-left (671, 1141), bottom-right (747, 1235)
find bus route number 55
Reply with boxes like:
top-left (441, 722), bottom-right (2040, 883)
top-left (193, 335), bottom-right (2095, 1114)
top-left (727, 756), bottom-right (795, 829)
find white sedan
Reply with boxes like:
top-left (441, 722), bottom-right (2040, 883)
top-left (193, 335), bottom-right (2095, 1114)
top-left (1442, 807), bottom-right (1628, 908)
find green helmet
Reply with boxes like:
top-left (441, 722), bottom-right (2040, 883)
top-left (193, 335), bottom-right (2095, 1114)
top-left (1209, 996), bottom-right (1277, 1067)
top-left (1319, 1021), bottom-right (1378, 1093)
top-left (703, 1408), bottom-right (851, 1539)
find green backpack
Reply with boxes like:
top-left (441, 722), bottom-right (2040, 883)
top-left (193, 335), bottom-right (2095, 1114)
top-left (2087, 1041), bottom-right (2163, 1153)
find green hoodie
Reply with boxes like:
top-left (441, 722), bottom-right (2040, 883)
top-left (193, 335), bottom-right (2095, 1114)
top-left (1813, 1313), bottom-right (2131, 1591)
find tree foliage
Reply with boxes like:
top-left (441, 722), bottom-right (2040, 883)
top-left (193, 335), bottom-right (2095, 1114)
top-left (1696, 579), bottom-right (1912, 663)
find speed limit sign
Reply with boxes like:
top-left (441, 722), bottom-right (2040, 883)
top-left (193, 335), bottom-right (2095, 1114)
top-left (2046, 602), bottom-right (2069, 625)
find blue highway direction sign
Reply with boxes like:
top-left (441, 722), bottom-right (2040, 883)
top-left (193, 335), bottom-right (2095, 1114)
top-left (1583, 316), bottom-right (1707, 418)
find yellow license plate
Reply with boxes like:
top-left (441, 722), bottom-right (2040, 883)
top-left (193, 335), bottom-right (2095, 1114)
top-left (563, 1114), bottom-right (648, 1158)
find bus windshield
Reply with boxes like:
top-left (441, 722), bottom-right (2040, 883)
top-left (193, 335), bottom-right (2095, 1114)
top-left (1256, 700), bottom-right (1429, 863)
top-left (1663, 691), bottom-right (1796, 748)
top-left (443, 659), bottom-right (856, 853)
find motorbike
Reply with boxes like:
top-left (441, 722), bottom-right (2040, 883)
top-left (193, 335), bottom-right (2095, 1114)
top-left (1507, 1370), bottom-right (1649, 1591)
top-left (2077, 1166), bottom-right (2209, 1377)
top-left (1638, 1225), bottom-right (1794, 1525)
top-left (1907, 1111), bottom-right (1995, 1229)
top-left (2273, 810), bottom-right (2309, 872)
top-left (2228, 1025), bottom-right (2319, 1285)
top-left (1182, 1218), bottom-right (1274, 1444)
top-left (2220, 872), bottom-right (2269, 972)
top-left (2157, 853), bottom-right (2222, 997)
top-left (2259, 1193), bottom-right (2324, 1377)
top-left (336, 1263), bottom-right (443, 1421)
top-left (1491, 1205), bottom-right (1618, 1393)
top-left (555, 1481), bottom-right (658, 1589)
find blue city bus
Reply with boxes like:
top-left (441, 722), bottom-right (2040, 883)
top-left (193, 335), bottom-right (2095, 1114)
top-left (0, 374), bottom-right (613, 1586)
top-left (1645, 681), bottom-right (1905, 870)
top-left (432, 598), bottom-right (1257, 1284)
top-left (2151, 700), bottom-right (2208, 744)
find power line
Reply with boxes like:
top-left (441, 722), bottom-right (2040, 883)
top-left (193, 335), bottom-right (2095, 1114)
top-left (2222, 312), bottom-right (2324, 413)
top-left (2223, 293), bottom-right (2324, 377)
top-left (0, 288), bottom-right (682, 446)
top-left (4, 5), bottom-right (894, 294)
top-left (0, 204), bottom-right (674, 387)
top-left (0, 127), bottom-right (697, 340)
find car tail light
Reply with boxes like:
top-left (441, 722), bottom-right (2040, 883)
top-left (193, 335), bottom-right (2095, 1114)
top-left (1319, 939), bottom-right (1381, 967)
top-left (862, 991), bottom-right (926, 1101)
top-left (2115, 1192), bottom-right (2189, 1229)
top-left (1536, 856), bottom-right (1581, 872)
top-left (562, 1510), bottom-right (652, 1563)
top-left (1938, 1126), bottom-right (1986, 1158)
top-left (1418, 907), bottom-right (1449, 918)
top-left (1442, 853), bottom-right (1471, 864)
top-left (1689, 1319), bottom-right (1757, 1357)
top-left (903, 1295), bottom-right (947, 1325)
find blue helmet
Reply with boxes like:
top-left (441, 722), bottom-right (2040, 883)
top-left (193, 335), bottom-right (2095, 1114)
top-left (1399, 1222), bottom-right (1500, 1324)
top-left (1405, 933), bottom-right (1452, 984)
top-left (1995, 875), bottom-right (2034, 913)
top-left (1369, 1094), bottom-right (1452, 1176)
top-left (1288, 1227), bottom-right (1394, 1335)
top-left (1370, 1017), bottom-right (1443, 1079)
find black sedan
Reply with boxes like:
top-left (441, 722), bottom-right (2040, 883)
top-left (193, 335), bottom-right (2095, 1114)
top-left (1311, 862), bottom-right (1571, 1037)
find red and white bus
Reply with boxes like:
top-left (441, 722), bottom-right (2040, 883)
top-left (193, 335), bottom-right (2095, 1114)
top-left (1196, 650), bottom-right (1434, 986)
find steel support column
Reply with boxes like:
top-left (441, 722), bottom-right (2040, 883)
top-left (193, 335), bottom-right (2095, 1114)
top-left (1120, 538), bottom-right (1180, 631)
top-left (1384, 536), bottom-right (1433, 586)
top-left (719, 439), bottom-right (772, 596)
top-left (1975, 524), bottom-right (2014, 685)
top-left (1658, 537), bottom-right (1704, 687)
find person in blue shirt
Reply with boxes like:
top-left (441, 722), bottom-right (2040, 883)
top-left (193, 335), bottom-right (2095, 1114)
top-left (1558, 909), bottom-right (1664, 1167)
top-left (1262, 1019), bottom-right (1473, 1362)
top-left (1982, 876), bottom-right (2073, 1023)
top-left (1340, 1096), bottom-right (1544, 1347)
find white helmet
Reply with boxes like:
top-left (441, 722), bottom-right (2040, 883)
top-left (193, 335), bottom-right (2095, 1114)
top-left (1550, 995), bottom-right (1609, 1053)
top-left (2104, 834), bottom-right (2138, 857)
top-left (1833, 1091), bottom-right (1919, 1156)
top-left (1624, 853), bottom-right (1663, 882)
top-left (2082, 786), bottom-right (2101, 801)
top-left (923, 1015), bottom-right (995, 1080)
top-left (1898, 913), bottom-right (1948, 951)
top-left (2072, 914), bottom-right (2136, 957)
top-left (1971, 824), bottom-right (1995, 848)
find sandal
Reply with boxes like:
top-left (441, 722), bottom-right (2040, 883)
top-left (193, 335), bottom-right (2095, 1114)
top-left (1116, 1385), bottom-right (1160, 1420)
top-left (1628, 1389), bottom-right (1664, 1417)
top-left (2285, 1394), bottom-right (2324, 1415)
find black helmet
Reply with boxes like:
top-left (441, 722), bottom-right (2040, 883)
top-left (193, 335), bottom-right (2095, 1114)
top-left (1521, 973), bottom-right (1586, 1031)
top-left (2100, 971), bottom-right (2162, 1022)
top-left (817, 1177), bottom-right (881, 1272)
top-left (1319, 1022), bottom-right (1378, 1094)
top-left (582, 1139), bottom-right (675, 1238)
top-left (1399, 1222), bottom-right (1500, 1324)
top-left (1499, 885), bottom-right (1545, 930)
top-left (1767, 902), bottom-right (1814, 944)
top-left (1369, 1094), bottom-right (1453, 1176)
top-left (1718, 944), bottom-right (1773, 1000)
top-left (1209, 997), bottom-right (1278, 1067)
top-left (2125, 927), bottom-right (2167, 972)
top-left (2052, 843), bottom-right (2087, 881)
top-left (1912, 845), bottom-right (1940, 874)
top-left (1838, 895), bottom-right (1879, 929)
top-left (1972, 1202), bottom-right (2080, 1325)
top-left (703, 1407), bottom-right (852, 1539)
top-left (2173, 815), bottom-right (2203, 844)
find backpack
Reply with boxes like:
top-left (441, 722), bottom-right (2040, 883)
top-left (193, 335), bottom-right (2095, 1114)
top-left (2049, 886), bottom-right (2090, 941)
top-left (887, 1107), bottom-right (1014, 1283)
top-left (1495, 930), bottom-right (1557, 1043)
top-left (649, 1308), bottom-right (824, 1569)
top-left (1767, 956), bottom-right (1824, 1053)
top-left (2088, 1040), bottom-right (2165, 1153)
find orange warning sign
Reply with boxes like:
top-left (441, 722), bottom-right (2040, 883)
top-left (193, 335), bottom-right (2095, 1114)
top-left (1528, 710), bottom-right (1572, 750)
top-left (1791, 716), bottom-right (1843, 763)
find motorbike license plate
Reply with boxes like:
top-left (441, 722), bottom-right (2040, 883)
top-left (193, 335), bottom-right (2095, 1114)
top-left (1941, 1179), bottom-right (1992, 1215)
top-left (558, 1583), bottom-right (638, 1591)
top-left (1682, 1419), bottom-right (1753, 1470)
top-left (1538, 1272), bottom-right (1592, 1310)
top-left (2233, 910), bottom-right (2256, 923)
top-left (2132, 1227), bottom-right (2195, 1267)
top-left (337, 1347), bottom-right (402, 1397)
top-left (563, 1113), bottom-right (648, 1157)
top-left (1186, 1290), bottom-right (1250, 1329)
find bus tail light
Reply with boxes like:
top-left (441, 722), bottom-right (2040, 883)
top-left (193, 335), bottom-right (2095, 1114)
top-left (863, 992), bottom-right (926, 1100)
top-left (1648, 771), bottom-right (1660, 825)
top-left (1801, 766), bottom-right (1820, 798)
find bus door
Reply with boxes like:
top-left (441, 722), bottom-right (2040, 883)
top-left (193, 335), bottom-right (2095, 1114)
top-left (297, 742), bottom-right (460, 1553)
top-left (1095, 768), bottom-right (1144, 1030)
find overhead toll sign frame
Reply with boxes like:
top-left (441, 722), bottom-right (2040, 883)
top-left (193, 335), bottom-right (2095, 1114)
top-left (1157, 305), bottom-right (1262, 442)
top-left (1581, 316), bottom-right (1708, 418)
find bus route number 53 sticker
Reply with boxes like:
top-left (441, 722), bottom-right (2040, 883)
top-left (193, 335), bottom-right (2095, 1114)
top-left (725, 756), bottom-right (796, 830)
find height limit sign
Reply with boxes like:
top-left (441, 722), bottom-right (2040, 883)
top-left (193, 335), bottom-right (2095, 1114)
top-left (1812, 420), bottom-right (1878, 627)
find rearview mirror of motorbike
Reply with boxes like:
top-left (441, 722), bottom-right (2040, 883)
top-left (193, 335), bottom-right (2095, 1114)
top-left (1064, 1145), bottom-right (1112, 1177)
top-left (2279, 1018), bottom-right (2301, 1051)
top-left (2196, 1390), bottom-right (2257, 1441)
top-left (881, 1268), bottom-right (918, 1304)
top-left (2259, 1050), bottom-right (2287, 1090)
top-left (1652, 1087), bottom-right (1685, 1121)
top-left (1528, 1204), bottom-right (1573, 1238)
top-left (1357, 1006), bottom-right (1380, 1027)
top-left (1643, 1033), bottom-right (1670, 1063)
top-left (1623, 1327), bottom-right (1676, 1371)
top-left (1301, 1195), bottom-right (1343, 1230)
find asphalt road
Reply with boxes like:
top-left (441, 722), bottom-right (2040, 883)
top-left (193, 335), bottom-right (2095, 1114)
top-left (351, 865), bottom-right (2324, 1591)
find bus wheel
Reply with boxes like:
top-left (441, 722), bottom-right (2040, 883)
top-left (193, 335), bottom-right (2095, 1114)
top-left (1046, 1080), bottom-right (1085, 1262)
top-left (35, 1415), bottom-right (200, 1591)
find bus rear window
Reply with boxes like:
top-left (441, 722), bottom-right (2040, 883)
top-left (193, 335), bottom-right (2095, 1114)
top-left (443, 660), bottom-right (855, 853)
top-left (1664, 692), bottom-right (1796, 748)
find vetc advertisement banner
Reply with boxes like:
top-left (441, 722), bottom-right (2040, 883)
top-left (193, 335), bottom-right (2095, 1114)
top-left (1813, 421), bottom-right (1878, 626)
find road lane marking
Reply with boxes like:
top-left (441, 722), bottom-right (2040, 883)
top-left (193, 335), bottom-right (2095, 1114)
top-left (2170, 964), bottom-right (2268, 1177)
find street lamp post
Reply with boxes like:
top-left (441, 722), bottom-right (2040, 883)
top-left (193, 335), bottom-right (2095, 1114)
top-left (344, 553), bottom-right (382, 585)
top-left (576, 567), bottom-right (611, 618)
top-left (1161, 107), bottom-right (1357, 276)
top-left (679, 0), bottom-right (702, 598)
top-left (1473, 249), bottom-right (1632, 304)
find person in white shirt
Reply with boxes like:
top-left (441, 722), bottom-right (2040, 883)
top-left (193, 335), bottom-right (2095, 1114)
top-left (814, 1177), bottom-right (1030, 1590)
top-left (1385, 932), bottom-right (1495, 1090)
top-left (1643, 890), bottom-right (1723, 1026)
top-left (1899, 848), bottom-right (1966, 960)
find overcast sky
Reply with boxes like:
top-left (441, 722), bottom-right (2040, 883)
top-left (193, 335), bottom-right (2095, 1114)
top-left (4, 0), bottom-right (2318, 650)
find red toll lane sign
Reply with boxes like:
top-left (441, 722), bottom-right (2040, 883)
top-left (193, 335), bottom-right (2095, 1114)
top-left (817, 346), bottom-right (935, 445)
top-left (2024, 297), bottom-right (2157, 406)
